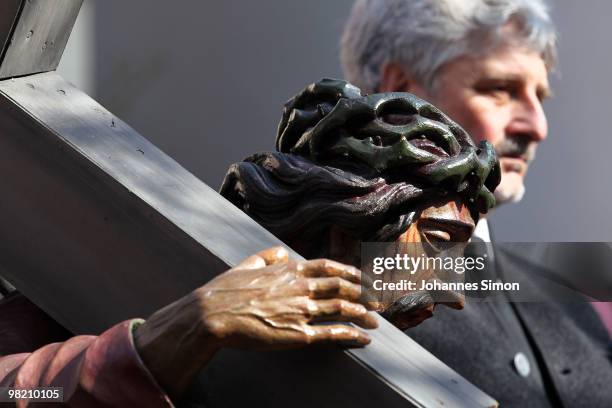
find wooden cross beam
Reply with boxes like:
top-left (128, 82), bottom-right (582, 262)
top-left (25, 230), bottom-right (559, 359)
top-left (0, 0), bottom-right (82, 79)
top-left (0, 1), bottom-right (497, 407)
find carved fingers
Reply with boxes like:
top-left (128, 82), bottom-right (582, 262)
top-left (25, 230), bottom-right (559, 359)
top-left (246, 297), bottom-right (376, 347)
top-left (297, 259), bottom-right (378, 307)
top-left (308, 299), bottom-right (377, 330)
top-left (234, 254), bottom-right (267, 270)
top-left (307, 277), bottom-right (361, 302)
top-left (234, 246), bottom-right (289, 269)
top-left (255, 246), bottom-right (290, 266)
top-left (296, 258), bottom-right (361, 284)
top-left (266, 260), bottom-right (378, 345)
top-left (201, 251), bottom-right (378, 349)
top-left (306, 323), bottom-right (373, 346)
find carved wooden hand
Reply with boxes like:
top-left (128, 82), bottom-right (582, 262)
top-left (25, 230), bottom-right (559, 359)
top-left (134, 246), bottom-right (377, 399)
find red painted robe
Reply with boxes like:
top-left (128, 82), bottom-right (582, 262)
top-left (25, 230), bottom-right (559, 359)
top-left (0, 293), bottom-right (173, 407)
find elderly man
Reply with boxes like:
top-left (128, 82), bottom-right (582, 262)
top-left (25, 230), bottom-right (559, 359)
top-left (339, 0), bottom-right (612, 407)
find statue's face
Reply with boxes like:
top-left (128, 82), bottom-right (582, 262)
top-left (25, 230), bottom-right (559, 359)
top-left (400, 198), bottom-right (475, 246)
top-left (391, 198), bottom-right (475, 327)
top-left (324, 196), bottom-right (475, 328)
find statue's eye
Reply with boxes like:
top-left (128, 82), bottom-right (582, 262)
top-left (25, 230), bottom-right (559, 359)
top-left (421, 228), bottom-right (451, 255)
top-left (423, 229), bottom-right (451, 242)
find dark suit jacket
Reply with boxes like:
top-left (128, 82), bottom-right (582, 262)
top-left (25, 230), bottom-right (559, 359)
top-left (406, 244), bottom-right (612, 407)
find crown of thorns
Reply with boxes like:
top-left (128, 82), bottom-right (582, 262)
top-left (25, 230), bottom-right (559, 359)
top-left (276, 78), bottom-right (501, 214)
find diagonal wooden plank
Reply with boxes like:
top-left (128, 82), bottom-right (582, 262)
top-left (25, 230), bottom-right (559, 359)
top-left (0, 72), bottom-right (288, 332)
top-left (0, 0), bottom-right (82, 79)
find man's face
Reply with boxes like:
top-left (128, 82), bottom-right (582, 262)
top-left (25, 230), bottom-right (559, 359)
top-left (410, 47), bottom-right (550, 205)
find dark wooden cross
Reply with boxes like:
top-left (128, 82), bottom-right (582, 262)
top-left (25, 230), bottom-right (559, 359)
top-left (0, 1), bottom-right (497, 407)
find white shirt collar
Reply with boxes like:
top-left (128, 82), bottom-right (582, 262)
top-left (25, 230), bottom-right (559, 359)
top-left (472, 218), bottom-right (491, 243)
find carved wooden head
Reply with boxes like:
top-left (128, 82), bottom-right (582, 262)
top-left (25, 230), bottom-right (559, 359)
top-left (221, 79), bottom-right (501, 326)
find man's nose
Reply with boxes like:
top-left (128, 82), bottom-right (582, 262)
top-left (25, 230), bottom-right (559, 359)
top-left (506, 94), bottom-right (548, 142)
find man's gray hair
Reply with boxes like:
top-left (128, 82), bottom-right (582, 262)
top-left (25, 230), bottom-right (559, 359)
top-left (340, 0), bottom-right (557, 93)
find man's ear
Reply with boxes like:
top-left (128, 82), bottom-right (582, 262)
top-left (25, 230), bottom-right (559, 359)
top-left (378, 63), bottom-right (432, 100)
top-left (378, 62), bottom-right (414, 93)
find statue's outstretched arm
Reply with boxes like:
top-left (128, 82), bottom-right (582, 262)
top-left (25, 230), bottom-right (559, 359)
top-left (134, 246), bottom-right (376, 399)
top-left (0, 247), bottom-right (376, 406)
top-left (0, 318), bottom-right (173, 407)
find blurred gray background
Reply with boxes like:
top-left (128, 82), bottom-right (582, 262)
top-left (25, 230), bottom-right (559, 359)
top-left (58, 0), bottom-right (612, 242)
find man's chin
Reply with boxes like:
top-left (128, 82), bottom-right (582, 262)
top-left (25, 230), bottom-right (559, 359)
top-left (493, 173), bottom-right (526, 206)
